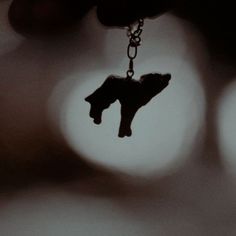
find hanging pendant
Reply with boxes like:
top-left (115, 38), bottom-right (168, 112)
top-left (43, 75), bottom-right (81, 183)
top-left (85, 73), bottom-right (171, 137)
top-left (85, 19), bottom-right (171, 137)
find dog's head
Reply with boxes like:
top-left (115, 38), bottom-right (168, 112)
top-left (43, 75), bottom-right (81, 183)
top-left (140, 73), bottom-right (171, 94)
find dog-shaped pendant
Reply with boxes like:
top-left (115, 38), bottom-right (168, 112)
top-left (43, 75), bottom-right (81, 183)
top-left (85, 73), bottom-right (171, 137)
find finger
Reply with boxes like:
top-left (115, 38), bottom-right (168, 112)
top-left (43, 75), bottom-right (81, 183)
top-left (96, 0), bottom-right (174, 27)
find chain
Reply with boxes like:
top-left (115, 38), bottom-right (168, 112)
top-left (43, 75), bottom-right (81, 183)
top-left (126, 18), bottom-right (144, 78)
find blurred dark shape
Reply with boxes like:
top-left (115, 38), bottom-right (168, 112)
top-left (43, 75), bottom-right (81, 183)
top-left (0, 138), bottom-right (121, 193)
top-left (174, 0), bottom-right (236, 62)
top-left (7, 0), bottom-right (236, 61)
top-left (96, 0), bottom-right (174, 27)
top-left (96, 0), bottom-right (236, 61)
top-left (8, 0), bottom-right (94, 36)
top-left (85, 73), bottom-right (171, 137)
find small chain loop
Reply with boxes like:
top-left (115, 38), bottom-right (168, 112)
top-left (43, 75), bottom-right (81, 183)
top-left (126, 19), bottom-right (144, 79)
top-left (127, 44), bottom-right (138, 59)
top-left (127, 70), bottom-right (134, 78)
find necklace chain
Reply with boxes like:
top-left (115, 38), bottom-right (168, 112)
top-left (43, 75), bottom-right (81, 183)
top-left (126, 18), bottom-right (144, 78)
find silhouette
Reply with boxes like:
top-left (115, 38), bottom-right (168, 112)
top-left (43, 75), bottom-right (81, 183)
top-left (85, 73), bottom-right (171, 137)
top-left (96, 0), bottom-right (173, 26)
top-left (8, 0), bottom-right (236, 61)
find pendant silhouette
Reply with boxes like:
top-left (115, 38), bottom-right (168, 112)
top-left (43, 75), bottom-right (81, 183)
top-left (85, 73), bottom-right (171, 137)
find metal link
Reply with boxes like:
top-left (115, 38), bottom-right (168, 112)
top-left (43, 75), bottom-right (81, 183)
top-left (126, 19), bottom-right (144, 78)
top-left (129, 59), bottom-right (134, 70)
top-left (127, 44), bottom-right (138, 59)
top-left (134, 29), bottom-right (142, 37)
top-left (127, 70), bottom-right (134, 78)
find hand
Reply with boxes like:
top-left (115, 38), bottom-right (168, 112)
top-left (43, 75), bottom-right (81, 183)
top-left (8, 0), bottom-right (174, 36)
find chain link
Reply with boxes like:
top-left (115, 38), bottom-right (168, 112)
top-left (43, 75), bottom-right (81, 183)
top-left (126, 19), bottom-right (144, 78)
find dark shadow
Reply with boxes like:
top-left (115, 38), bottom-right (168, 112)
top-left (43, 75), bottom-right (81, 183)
top-left (174, 0), bottom-right (236, 63)
top-left (0, 13), bottom-right (124, 194)
top-left (174, 8), bottom-right (236, 168)
top-left (85, 73), bottom-right (170, 137)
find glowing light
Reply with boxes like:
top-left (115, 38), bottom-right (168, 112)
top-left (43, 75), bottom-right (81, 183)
top-left (49, 13), bottom-right (206, 176)
top-left (0, 189), bottom-right (146, 236)
top-left (218, 80), bottom-right (236, 175)
top-left (0, 188), bottom-right (204, 236)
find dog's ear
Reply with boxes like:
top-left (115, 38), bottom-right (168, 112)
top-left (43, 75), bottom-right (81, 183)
top-left (140, 73), bottom-right (160, 83)
top-left (140, 73), bottom-right (171, 95)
